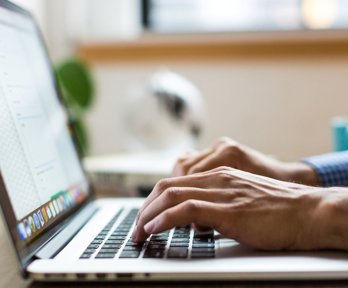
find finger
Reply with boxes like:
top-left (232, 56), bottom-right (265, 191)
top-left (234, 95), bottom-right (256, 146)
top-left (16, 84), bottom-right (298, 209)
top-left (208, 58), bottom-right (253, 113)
top-left (136, 170), bottom-right (226, 225)
top-left (173, 148), bottom-right (214, 176)
top-left (173, 139), bottom-right (227, 177)
top-left (133, 187), bottom-right (232, 241)
top-left (192, 223), bottom-right (212, 233)
top-left (187, 149), bottom-right (232, 175)
top-left (142, 200), bottom-right (222, 237)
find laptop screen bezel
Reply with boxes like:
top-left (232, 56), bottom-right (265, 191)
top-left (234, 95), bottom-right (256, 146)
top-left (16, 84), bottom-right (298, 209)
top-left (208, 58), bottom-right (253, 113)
top-left (0, 0), bottom-right (95, 273)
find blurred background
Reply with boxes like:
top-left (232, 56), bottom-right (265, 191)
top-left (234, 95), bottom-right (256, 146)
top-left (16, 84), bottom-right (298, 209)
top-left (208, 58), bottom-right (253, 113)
top-left (11, 0), bottom-right (348, 163)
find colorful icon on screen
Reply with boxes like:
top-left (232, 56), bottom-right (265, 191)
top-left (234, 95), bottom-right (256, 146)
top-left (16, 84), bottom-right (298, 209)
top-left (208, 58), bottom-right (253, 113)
top-left (49, 202), bottom-right (56, 217)
top-left (28, 216), bottom-right (36, 233)
top-left (42, 207), bottom-right (48, 222)
top-left (60, 195), bottom-right (67, 209)
top-left (58, 198), bottom-right (64, 212)
top-left (53, 199), bottom-right (60, 213)
top-left (64, 193), bottom-right (70, 207)
top-left (33, 213), bottom-right (41, 229)
top-left (46, 205), bottom-right (52, 219)
top-left (37, 210), bottom-right (45, 226)
top-left (23, 219), bottom-right (31, 237)
top-left (17, 222), bottom-right (27, 240)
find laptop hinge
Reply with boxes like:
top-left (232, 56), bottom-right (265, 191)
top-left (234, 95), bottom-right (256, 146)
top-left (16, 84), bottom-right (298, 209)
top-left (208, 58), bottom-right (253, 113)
top-left (35, 202), bottom-right (99, 259)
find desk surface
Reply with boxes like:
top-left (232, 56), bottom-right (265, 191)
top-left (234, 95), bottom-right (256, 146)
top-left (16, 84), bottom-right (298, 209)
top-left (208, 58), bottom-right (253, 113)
top-left (2, 206), bottom-right (348, 288)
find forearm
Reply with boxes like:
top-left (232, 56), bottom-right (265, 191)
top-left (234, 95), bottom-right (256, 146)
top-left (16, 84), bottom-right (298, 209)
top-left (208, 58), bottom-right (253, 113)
top-left (276, 151), bottom-right (348, 187)
top-left (280, 162), bottom-right (320, 186)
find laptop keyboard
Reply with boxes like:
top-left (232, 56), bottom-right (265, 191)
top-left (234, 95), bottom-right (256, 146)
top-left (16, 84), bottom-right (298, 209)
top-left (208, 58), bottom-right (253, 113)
top-left (80, 208), bottom-right (215, 260)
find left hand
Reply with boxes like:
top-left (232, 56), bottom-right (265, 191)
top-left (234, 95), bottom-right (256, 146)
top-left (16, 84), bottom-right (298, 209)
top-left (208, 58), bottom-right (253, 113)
top-left (132, 167), bottom-right (338, 251)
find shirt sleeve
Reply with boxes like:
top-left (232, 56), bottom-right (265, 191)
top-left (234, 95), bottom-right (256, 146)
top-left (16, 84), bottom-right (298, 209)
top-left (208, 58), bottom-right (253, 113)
top-left (303, 151), bottom-right (348, 187)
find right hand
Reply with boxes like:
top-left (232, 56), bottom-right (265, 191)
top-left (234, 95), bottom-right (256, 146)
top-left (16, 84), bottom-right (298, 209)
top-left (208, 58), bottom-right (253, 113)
top-left (133, 166), bottom-right (342, 250)
top-left (173, 137), bottom-right (319, 186)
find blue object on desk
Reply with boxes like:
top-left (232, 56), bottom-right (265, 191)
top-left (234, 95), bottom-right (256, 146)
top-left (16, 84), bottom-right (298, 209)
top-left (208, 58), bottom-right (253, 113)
top-left (332, 117), bottom-right (348, 152)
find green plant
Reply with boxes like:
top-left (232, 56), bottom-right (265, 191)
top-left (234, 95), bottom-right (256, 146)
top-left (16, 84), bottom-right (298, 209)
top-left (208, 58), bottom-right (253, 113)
top-left (56, 58), bottom-right (95, 156)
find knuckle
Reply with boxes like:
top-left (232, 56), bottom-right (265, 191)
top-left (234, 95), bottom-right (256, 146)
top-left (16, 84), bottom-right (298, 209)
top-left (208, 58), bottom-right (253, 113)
top-left (164, 188), bottom-right (180, 202)
top-left (176, 155), bottom-right (190, 163)
top-left (188, 166), bottom-right (201, 174)
top-left (156, 178), bottom-right (171, 193)
top-left (174, 159), bottom-right (186, 170)
top-left (175, 162), bottom-right (191, 175)
top-left (213, 166), bottom-right (231, 173)
top-left (216, 170), bottom-right (233, 182)
top-left (184, 199), bottom-right (201, 212)
top-left (219, 166), bottom-right (232, 172)
top-left (221, 143), bottom-right (240, 155)
top-left (233, 179), bottom-right (252, 189)
top-left (217, 136), bottom-right (230, 145)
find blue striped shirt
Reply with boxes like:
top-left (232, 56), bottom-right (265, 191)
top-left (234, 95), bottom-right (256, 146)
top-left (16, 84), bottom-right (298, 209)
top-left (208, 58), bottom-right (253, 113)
top-left (304, 151), bottom-right (348, 187)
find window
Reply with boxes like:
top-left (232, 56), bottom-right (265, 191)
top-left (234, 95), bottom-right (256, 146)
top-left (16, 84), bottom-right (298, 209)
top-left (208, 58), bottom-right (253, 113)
top-left (143, 0), bottom-right (348, 33)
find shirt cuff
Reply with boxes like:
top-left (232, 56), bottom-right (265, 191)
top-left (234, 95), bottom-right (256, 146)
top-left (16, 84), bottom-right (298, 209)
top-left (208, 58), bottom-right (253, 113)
top-left (303, 151), bottom-right (348, 187)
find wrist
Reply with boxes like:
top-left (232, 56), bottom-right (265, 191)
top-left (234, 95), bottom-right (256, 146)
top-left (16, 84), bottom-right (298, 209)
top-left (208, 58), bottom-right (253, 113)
top-left (311, 187), bottom-right (348, 250)
top-left (293, 188), bottom-right (345, 250)
top-left (282, 162), bottom-right (320, 186)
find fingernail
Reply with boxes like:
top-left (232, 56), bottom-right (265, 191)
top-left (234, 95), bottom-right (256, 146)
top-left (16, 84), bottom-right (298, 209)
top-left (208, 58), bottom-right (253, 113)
top-left (144, 221), bottom-right (155, 234)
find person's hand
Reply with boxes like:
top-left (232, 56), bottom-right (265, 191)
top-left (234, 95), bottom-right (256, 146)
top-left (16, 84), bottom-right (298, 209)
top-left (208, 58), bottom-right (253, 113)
top-left (173, 137), bottom-right (319, 186)
top-left (132, 167), bottom-right (347, 250)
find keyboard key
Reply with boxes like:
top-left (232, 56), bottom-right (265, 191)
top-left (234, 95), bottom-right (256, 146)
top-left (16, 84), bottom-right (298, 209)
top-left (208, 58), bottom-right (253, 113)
top-left (80, 254), bottom-right (92, 259)
top-left (191, 248), bottom-right (215, 253)
top-left (149, 240), bottom-right (167, 245)
top-left (193, 238), bottom-right (214, 244)
top-left (126, 240), bottom-right (140, 245)
top-left (192, 243), bottom-right (215, 248)
top-left (88, 244), bottom-right (100, 249)
top-left (123, 246), bottom-right (143, 251)
top-left (94, 236), bottom-right (106, 240)
top-left (194, 230), bottom-right (214, 237)
top-left (167, 247), bottom-right (188, 258)
top-left (126, 243), bottom-right (144, 247)
top-left (173, 236), bottom-right (190, 239)
top-left (83, 249), bottom-right (97, 254)
top-left (99, 248), bottom-right (119, 253)
top-left (108, 236), bottom-right (126, 240)
top-left (143, 250), bottom-right (164, 258)
top-left (91, 240), bottom-right (104, 244)
top-left (147, 244), bottom-right (166, 250)
top-left (173, 230), bottom-right (190, 234)
top-left (96, 253), bottom-right (116, 259)
top-left (191, 252), bottom-right (215, 258)
top-left (169, 243), bottom-right (189, 247)
top-left (105, 240), bottom-right (124, 244)
top-left (170, 238), bottom-right (190, 243)
top-left (114, 228), bottom-right (131, 232)
top-left (112, 232), bottom-right (129, 236)
top-left (119, 251), bottom-right (141, 258)
top-left (102, 244), bottom-right (122, 249)
top-left (150, 236), bottom-right (168, 241)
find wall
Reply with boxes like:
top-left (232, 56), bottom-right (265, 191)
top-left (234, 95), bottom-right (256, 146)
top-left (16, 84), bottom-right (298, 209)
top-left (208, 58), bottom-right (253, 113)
top-left (86, 58), bottom-right (348, 161)
top-left (42, 1), bottom-right (348, 162)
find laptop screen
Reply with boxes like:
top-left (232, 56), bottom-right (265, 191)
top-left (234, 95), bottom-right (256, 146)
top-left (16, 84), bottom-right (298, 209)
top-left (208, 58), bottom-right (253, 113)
top-left (0, 2), bottom-right (90, 260)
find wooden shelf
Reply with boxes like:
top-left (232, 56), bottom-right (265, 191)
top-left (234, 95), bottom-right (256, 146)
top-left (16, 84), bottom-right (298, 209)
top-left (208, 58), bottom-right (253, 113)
top-left (77, 31), bottom-right (348, 63)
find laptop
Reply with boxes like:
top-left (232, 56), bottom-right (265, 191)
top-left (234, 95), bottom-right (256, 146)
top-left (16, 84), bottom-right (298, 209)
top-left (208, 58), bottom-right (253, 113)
top-left (2, 0), bottom-right (348, 282)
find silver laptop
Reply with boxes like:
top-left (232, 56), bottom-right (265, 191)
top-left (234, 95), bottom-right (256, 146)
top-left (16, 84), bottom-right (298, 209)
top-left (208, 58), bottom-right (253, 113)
top-left (1, 0), bottom-right (348, 282)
